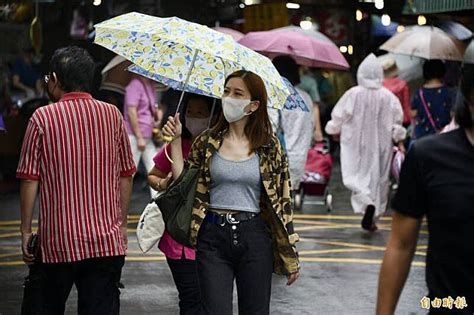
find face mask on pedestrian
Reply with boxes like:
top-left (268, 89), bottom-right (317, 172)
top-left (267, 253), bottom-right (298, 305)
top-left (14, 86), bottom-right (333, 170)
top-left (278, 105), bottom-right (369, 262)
top-left (222, 97), bottom-right (253, 123)
top-left (185, 116), bottom-right (209, 137)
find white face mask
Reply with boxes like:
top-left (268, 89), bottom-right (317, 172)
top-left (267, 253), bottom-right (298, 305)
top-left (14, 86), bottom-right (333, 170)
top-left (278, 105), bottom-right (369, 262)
top-left (185, 116), bottom-right (209, 137)
top-left (222, 97), bottom-right (252, 123)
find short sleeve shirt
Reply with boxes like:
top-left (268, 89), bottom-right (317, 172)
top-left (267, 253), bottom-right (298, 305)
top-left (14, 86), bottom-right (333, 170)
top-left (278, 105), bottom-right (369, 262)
top-left (124, 78), bottom-right (156, 139)
top-left (411, 86), bottom-right (454, 139)
top-left (392, 129), bottom-right (474, 313)
top-left (16, 92), bottom-right (136, 263)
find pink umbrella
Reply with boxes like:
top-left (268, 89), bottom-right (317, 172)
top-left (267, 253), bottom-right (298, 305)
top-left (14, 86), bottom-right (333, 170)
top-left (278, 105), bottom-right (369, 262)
top-left (212, 27), bottom-right (244, 41)
top-left (239, 30), bottom-right (349, 70)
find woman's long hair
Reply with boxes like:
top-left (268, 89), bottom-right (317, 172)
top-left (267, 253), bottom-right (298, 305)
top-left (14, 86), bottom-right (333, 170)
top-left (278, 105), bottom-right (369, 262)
top-left (454, 65), bottom-right (474, 129)
top-left (211, 70), bottom-right (273, 153)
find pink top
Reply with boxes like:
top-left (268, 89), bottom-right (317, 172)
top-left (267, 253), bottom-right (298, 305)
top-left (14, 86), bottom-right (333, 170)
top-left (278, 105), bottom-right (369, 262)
top-left (124, 78), bottom-right (156, 139)
top-left (383, 77), bottom-right (411, 125)
top-left (153, 139), bottom-right (196, 260)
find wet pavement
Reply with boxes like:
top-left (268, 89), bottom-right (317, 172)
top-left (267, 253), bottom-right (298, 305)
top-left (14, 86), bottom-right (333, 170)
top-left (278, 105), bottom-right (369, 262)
top-left (0, 158), bottom-right (428, 314)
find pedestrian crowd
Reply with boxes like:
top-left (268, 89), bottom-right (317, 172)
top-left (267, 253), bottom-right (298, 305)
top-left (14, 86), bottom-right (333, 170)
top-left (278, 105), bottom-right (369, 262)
top-left (15, 43), bottom-right (473, 315)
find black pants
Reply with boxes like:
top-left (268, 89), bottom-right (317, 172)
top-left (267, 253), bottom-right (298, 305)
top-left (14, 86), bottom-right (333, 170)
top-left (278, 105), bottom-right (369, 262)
top-left (40, 256), bottom-right (124, 315)
top-left (197, 215), bottom-right (274, 315)
top-left (166, 257), bottom-right (202, 315)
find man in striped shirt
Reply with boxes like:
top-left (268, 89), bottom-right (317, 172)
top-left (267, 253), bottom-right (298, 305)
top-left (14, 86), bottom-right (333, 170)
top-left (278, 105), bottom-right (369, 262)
top-left (17, 46), bottom-right (136, 314)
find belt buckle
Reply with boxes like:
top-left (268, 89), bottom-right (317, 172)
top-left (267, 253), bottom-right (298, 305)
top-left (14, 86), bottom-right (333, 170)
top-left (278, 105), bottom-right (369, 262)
top-left (225, 213), bottom-right (240, 225)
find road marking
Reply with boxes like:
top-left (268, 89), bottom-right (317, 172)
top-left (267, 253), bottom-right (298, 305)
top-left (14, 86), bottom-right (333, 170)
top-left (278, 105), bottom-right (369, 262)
top-left (0, 261), bottom-right (24, 266)
top-left (299, 248), bottom-right (373, 255)
top-left (0, 232), bottom-right (21, 238)
top-left (300, 257), bottom-right (425, 267)
top-left (0, 252), bottom-right (22, 258)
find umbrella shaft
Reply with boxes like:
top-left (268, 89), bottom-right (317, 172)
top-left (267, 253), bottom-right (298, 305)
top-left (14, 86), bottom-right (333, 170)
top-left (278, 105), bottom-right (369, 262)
top-left (176, 50), bottom-right (199, 114)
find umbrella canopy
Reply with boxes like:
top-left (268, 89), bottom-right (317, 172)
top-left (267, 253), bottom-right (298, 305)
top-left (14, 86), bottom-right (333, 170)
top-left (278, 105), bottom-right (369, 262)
top-left (377, 53), bottom-right (424, 83)
top-left (438, 21), bottom-right (472, 41)
top-left (380, 26), bottom-right (466, 61)
top-left (212, 27), bottom-right (244, 41)
top-left (239, 30), bottom-right (350, 70)
top-left (129, 64), bottom-right (309, 112)
top-left (464, 40), bottom-right (474, 64)
top-left (271, 25), bottom-right (333, 43)
top-left (94, 12), bottom-right (289, 110)
top-left (101, 55), bottom-right (128, 74)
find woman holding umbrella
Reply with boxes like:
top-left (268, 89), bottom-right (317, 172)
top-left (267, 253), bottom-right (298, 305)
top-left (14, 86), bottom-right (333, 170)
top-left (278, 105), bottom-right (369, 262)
top-left (162, 70), bottom-right (300, 314)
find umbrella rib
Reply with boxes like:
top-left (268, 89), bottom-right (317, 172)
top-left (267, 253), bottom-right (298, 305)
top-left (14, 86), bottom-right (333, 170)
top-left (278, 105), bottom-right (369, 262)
top-left (176, 49), bottom-right (200, 114)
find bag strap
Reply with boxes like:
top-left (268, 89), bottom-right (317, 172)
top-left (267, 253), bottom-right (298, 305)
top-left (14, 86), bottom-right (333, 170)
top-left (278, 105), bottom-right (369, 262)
top-left (138, 78), bottom-right (155, 115)
top-left (419, 89), bottom-right (438, 132)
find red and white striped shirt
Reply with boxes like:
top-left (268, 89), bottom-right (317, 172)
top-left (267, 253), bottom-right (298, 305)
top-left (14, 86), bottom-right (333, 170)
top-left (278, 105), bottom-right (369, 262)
top-left (17, 92), bottom-right (136, 263)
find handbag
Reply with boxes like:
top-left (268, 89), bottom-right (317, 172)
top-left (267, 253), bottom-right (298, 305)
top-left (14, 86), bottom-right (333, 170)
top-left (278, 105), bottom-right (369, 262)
top-left (154, 135), bottom-right (209, 248)
top-left (391, 146), bottom-right (405, 183)
top-left (136, 193), bottom-right (166, 253)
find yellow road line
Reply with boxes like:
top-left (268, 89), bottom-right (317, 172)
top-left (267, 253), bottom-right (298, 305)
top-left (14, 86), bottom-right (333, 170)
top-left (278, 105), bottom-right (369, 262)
top-left (0, 220), bottom-right (38, 226)
top-left (299, 257), bottom-right (425, 267)
top-left (0, 246), bottom-right (20, 250)
top-left (0, 261), bottom-right (24, 266)
top-left (0, 232), bottom-right (21, 238)
top-left (0, 252), bottom-right (22, 258)
top-left (294, 214), bottom-right (392, 221)
top-left (300, 238), bottom-right (388, 251)
top-left (0, 226), bottom-right (20, 231)
top-left (125, 256), bottom-right (166, 262)
top-left (298, 248), bottom-right (373, 255)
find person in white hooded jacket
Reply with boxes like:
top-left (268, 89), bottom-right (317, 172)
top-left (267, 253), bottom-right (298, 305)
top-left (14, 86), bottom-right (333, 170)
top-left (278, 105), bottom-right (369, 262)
top-left (325, 54), bottom-right (406, 231)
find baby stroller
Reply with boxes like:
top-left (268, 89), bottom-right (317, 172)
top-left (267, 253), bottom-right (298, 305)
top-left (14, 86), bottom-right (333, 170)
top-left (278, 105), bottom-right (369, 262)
top-left (294, 139), bottom-right (333, 212)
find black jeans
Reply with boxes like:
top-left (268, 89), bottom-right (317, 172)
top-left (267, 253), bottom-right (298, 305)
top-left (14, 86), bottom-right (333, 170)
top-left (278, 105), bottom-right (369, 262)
top-left (197, 215), bottom-right (274, 315)
top-left (40, 256), bottom-right (124, 315)
top-left (166, 257), bottom-right (202, 315)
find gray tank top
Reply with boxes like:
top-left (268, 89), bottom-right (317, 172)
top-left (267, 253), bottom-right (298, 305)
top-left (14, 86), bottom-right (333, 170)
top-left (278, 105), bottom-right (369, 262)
top-left (210, 152), bottom-right (261, 213)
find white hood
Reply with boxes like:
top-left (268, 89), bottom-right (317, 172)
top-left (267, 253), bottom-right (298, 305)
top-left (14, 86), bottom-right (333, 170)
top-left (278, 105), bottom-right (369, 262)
top-left (357, 53), bottom-right (383, 89)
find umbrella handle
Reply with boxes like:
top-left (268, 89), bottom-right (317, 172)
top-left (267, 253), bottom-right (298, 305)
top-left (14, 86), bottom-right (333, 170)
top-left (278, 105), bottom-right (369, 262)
top-left (164, 49), bottom-right (200, 164)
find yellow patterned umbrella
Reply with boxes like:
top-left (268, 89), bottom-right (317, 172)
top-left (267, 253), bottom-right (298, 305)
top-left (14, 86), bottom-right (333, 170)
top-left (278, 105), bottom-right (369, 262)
top-left (94, 12), bottom-right (289, 110)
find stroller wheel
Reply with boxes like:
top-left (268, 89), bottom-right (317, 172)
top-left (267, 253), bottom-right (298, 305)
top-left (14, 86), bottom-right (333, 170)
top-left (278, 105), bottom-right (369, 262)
top-left (326, 194), bottom-right (333, 212)
top-left (294, 191), bottom-right (303, 211)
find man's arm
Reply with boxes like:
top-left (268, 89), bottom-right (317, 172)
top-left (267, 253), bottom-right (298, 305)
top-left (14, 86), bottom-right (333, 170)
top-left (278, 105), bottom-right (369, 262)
top-left (20, 179), bottom-right (39, 264)
top-left (119, 176), bottom-right (133, 249)
top-left (376, 211), bottom-right (422, 315)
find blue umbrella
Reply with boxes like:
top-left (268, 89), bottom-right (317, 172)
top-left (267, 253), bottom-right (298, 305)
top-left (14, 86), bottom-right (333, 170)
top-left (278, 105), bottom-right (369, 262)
top-left (128, 64), bottom-right (309, 112)
top-left (438, 21), bottom-right (472, 41)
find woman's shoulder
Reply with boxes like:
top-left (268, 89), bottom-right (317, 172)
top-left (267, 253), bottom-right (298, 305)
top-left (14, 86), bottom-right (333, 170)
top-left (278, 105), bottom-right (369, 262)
top-left (125, 78), bottom-right (143, 91)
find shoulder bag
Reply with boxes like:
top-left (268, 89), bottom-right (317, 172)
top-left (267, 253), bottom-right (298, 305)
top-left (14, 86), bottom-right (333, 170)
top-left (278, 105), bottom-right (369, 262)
top-left (155, 135), bottom-right (209, 248)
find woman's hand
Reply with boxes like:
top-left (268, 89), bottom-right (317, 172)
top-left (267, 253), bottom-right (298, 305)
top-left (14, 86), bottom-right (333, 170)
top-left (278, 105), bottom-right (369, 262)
top-left (162, 113), bottom-right (182, 141)
top-left (159, 173), bottom-right (173, 190)
top-left (287, 271), bottom-right (300, 285)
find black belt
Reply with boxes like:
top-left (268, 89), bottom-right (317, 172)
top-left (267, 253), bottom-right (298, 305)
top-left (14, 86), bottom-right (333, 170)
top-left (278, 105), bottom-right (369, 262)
top-left (205, 211), bottom-right (258, 226)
